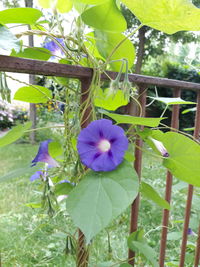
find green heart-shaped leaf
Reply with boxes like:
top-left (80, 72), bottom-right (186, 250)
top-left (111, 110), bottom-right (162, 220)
top-left (121, 0), bottom-right (200, 34)
top-left (66, 160), bottom-right (139, 243)
top-left (95, 30), bottom-right (135, 71)
top-left (81, 0), bottom-right (127, 32)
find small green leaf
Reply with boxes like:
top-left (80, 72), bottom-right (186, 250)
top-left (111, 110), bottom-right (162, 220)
top-left (0, 122), bottom-right (32, 148)
top-left (103, 111), bottom-right (164, 127)
top-left (56, 0), bottom-right (73, 13)
top-left (55, 182), bottom-right (73, 196)
top-left (95, 30), bottom-right (135, 71)
top-left (128, 230), bottom-right (159, 267)
top-left (94, 88), bottom-right (128, 111)
top-left (25, 202), bottom-right (42, 208)
top-left (119, 264), bottom-right (132, 267)
top-left (0, 24), bottom-right (20, 52)
top-left (183, 127), bottom-right (194, 132)
top-left (11, 47), bottom-right (51, 61)
top-left (49, 141), bottom-right (63, 157)
top-left (149, 96), bottom-right (196, 105)
top-left (66, 160), bottom-right (139, 243)
top-left (121, 0), bottom-right (200, 34)
top-left (14, 85), bottom-right (52, 103)
top-left (152, 131), bottom-right (200, 187)
top-left (81, 0), bottom-right (127, 32)
top-left (140, 182), bottom-right (170, 210)
top-left (0, 8), bottom-right (42, 24)
top-left (182, 107), bottom-right (196, 114)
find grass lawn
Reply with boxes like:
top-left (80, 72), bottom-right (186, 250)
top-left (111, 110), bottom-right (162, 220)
top-left (0, 143), bottom-right (199, 266)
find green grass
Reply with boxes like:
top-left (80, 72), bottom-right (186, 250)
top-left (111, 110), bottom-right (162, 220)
top-left (0, 143), bottom-right (199, 266)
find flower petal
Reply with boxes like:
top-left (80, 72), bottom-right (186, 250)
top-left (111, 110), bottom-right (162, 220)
top-left (31, 139), bottom-right (59, 167)
top-left (30, 170), bottom-right (43, 182)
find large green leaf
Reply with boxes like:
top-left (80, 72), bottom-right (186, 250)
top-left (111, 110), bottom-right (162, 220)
top-left (0, 24), bottom-right (20, 52)
top-left (140, 182), bottom-right (170, 210)
top-left (95, 30), bottom-right (135, 71)
top-left (128, 230), bottom-right (159, 267)
top-left (94, 88), bottom-right (128, 111)
top-left (81, 0), bottom-right (127, 32)
top-left (121, 0), bottom-right (200, 34)
top-left (152, 131), bottom-right (200, 187)
top-left (14, 85), bottom-right (52, 103)
top-left (149, 96), bottom-right (196, 105)
top-left (103, 111), bottom-right (164, 127)
top-left (0, 8), bottom-right (42, 25)
top-left (11, 47), bottom-right (51, 61)
top-left (66, 160), bottom-right (139, 243)
top-left (0, 122), bottom-right (32, 147)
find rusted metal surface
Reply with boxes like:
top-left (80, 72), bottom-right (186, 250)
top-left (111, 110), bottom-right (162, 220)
top-left (128, 84), bottom-right (147, 266)
top-left (159, 89), bottom-right (181, 267)
top-left (2, 55), bottom-right (200, 90)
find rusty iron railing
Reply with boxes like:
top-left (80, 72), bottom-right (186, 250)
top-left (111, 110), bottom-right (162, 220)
top-left (1, 55), bottom-right (200, 267)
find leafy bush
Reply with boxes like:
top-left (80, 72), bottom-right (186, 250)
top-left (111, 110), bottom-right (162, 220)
top-left (0, 100), bottom-right (28, 130)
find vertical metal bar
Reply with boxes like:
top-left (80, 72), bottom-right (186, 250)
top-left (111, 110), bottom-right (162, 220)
top-left (179, 90), bottom-right (200, 267)
top-left (128, 84), bottom-right (147, 266)
top-left (77, 77), bottom-right (92, 267)
top-left (159, 88), bottom-right (181, 267)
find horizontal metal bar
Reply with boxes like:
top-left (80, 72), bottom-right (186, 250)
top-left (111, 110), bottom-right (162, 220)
top-left (1, 55), bottom-right (200, 90)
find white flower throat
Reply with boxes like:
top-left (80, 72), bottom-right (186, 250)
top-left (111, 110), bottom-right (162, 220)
top-left (98, 139), bottom-right (111, 152)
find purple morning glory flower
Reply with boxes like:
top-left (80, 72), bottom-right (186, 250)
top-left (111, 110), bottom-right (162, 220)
top-left (150, 138), bottom-right (169, 157)
top-left (77, 119), bottom-right (128, 172)
top-left (30, 170), bottom-right (43, 182)
top-left (43, 38), bottom-right (64, 58)
top-left (31, 139), bottom-right (59, 168)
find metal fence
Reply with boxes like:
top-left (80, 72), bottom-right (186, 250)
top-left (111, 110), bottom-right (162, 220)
top-left (1, 54), bottom-right (200, 267)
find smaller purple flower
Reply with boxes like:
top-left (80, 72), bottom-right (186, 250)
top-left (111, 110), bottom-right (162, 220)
top-left (31, 139), bottom-right (59, 168)
top-left (43, 38), bottom-right (64, 58)
top-left (59, 179), bottom-right (70, 184)
top-left (30, 170), bottom-right (43, 182)
top-left (187, 228), bottom-right (195, 236)
top-left (77, 119), bottom-right (128, 172)
top-left (150, 138), bottom-right (169, 157)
